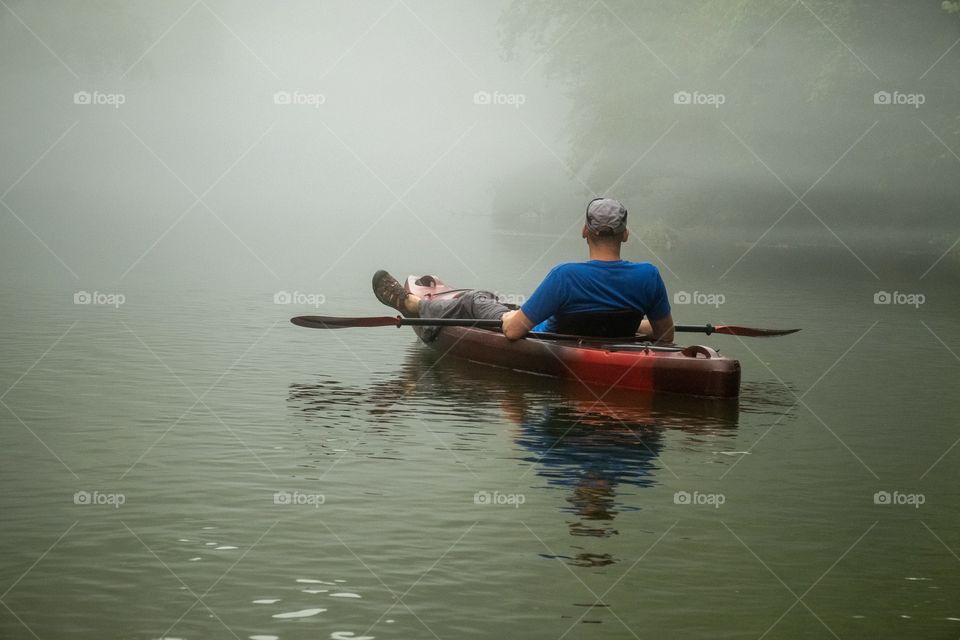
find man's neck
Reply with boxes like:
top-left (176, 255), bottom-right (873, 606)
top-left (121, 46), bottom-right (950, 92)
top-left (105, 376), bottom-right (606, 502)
top-left (588, 247), bottom-right (622, 261)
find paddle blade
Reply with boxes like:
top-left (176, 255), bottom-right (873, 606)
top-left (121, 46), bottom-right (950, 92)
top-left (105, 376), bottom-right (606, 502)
top-left (291, 315), bottom-right (399, 329)
top-left (712, 325), bottom-right (801, 337)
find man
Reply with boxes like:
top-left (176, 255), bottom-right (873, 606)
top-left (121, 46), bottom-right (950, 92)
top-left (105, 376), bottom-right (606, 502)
top-left (372, 197), bottom-right (675, 342)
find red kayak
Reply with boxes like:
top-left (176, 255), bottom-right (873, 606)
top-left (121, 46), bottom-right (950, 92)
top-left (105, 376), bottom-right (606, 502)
top-left (405, 275), bottom-right (741, 398)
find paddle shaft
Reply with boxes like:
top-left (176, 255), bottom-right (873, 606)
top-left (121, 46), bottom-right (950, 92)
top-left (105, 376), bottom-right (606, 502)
top-left (676, 323), bottom-right (716, 335)
top-left (290, 315), bottom-right (799, 337)
top-left (350, 318), bottom-right (716, 332)
top-left (403, 320), bottom-right (724, 335)
top-left (397, 317), bottom-right (502, 328)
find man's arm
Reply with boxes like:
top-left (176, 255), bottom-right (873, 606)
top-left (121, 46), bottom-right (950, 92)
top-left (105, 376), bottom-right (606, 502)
top-left (639, 314), bottom-right (675, 343)
top-left (501, 309), bottom-right (534, 341)
top-left (514, 266), bottom-right (565, 341)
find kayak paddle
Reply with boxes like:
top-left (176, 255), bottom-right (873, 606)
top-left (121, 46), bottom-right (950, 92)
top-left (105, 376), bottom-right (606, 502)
top-left (290, 315), bottom-right (799, 337)
top-left (291, 315), bottom-right (502, 329)
top-left (674, 324), bottom-right (800, 337)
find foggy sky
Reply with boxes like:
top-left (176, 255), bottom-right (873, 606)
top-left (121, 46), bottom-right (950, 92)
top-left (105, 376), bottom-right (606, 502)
top-left (1, 0), bottom-right (957, 287)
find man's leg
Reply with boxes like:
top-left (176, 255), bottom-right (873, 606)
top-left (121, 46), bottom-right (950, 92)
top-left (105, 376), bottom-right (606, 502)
top-left (417, 290), bottom-right (511, 341)
top-left (371, 270), bottom-right (509, 341)
top-left (372, 270), bottom-right (420, 316)
top-left (418, 290), bottom-right (509, 320)
top-left (372, 270), bottom-right (509, 321)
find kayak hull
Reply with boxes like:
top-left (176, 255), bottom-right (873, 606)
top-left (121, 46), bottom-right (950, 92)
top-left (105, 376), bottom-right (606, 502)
top-left (405, 275), bottom-right (741, 398)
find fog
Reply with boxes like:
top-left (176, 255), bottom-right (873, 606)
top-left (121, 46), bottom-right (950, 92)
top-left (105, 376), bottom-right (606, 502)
top-left (1, 0), bottom-right (958, 289)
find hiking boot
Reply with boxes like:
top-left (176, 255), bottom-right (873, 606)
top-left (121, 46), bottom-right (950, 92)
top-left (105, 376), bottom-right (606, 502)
top-left (372, 270), bottom-right (412, 315)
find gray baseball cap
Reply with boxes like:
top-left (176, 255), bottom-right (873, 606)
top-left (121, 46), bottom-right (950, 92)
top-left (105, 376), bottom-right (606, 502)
top-left (585, 198), bottom-right (628, 235)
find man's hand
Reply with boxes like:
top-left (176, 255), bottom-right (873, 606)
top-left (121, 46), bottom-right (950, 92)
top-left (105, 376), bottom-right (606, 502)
top-left (501, 309), bottom-right (533, 341)
top-left (639, 315), bottom-right (675, 342)
top-left (648, 313), bottom-right (675, 343)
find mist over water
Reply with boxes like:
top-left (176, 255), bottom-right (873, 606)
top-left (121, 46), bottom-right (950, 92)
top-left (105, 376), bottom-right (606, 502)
top-left (1, 0), bottom-right (957, 291)
top-left (1, 2), bottom-right (959, 639)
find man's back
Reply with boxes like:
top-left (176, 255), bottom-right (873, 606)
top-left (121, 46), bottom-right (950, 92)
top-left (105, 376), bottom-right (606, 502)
top-left (520, 260), bottom-right (671, 334)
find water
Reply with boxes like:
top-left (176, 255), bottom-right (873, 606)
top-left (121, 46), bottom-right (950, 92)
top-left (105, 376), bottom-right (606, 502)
top-left (2, 1), bottom-right (959, 636)
top-left (1, 240), bottom-right (958, 640)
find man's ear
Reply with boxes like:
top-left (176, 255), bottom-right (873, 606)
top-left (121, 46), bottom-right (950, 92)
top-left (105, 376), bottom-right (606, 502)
top-left (581, 224), bottom-right (588, 239)
top-left (622, 229), bottom-right (629, 242)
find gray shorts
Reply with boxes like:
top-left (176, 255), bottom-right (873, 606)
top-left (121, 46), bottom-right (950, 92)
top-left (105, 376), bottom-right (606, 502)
top-left (417, 289), bottom-right (512, 342)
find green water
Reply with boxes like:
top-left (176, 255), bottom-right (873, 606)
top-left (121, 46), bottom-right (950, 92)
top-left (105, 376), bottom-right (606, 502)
top-left (1, 240), bottom-right (958, 639)
top-left (2, 1), bottom-right (959, 637)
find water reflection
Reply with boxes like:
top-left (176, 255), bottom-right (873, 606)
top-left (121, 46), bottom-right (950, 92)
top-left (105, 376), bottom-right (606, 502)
top-left (288, 344), bottom-right (740, 566)
top-left (484, 364), bottom-right (738, 566)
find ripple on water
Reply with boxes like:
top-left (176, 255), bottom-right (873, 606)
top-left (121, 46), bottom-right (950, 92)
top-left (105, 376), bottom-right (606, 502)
top-left (253, 599), bottom-right (280, 604)
top-left (272, 608), bottom-right (327, 619)
top-left (331, 633), bottom-right (374, 640)
top-left (330, 592), bottom-right (361, 598)
top-left (250, 636), bottom-right (279, 640)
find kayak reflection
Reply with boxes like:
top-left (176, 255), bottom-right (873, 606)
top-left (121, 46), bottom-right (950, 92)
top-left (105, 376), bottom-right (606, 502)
top-left (411, 349), bottom-right (738, 567)
top-left (288, 343), bottom-right (739, 567)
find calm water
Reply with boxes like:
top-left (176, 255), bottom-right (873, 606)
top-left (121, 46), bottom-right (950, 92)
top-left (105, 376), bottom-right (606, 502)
top-left (1, 240), bottom-right (958, 639)
top-left (3, 0), bottom-right (959, 637)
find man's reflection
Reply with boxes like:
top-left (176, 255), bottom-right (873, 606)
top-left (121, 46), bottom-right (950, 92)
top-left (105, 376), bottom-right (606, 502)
top-left (288, 344), bottom-right (738, 567)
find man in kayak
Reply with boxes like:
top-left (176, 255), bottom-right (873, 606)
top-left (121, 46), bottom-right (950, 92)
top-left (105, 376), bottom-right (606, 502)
top-left (372, 197), bottom-right (675, 342)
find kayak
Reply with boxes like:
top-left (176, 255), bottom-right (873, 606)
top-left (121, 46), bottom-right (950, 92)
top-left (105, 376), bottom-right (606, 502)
top-left (404, 275), bottom-right (741, 398)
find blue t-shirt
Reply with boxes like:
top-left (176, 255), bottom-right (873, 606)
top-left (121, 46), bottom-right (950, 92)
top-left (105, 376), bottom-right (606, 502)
top-left (520, 260), bottom-right (671, 333)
